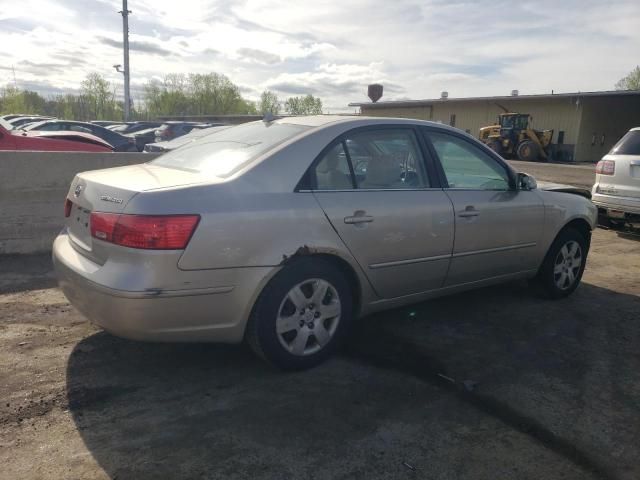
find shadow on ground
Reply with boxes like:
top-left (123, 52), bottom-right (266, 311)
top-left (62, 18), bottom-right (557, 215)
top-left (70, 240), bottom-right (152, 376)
top-left (66, 282), bottom-right (640, 480)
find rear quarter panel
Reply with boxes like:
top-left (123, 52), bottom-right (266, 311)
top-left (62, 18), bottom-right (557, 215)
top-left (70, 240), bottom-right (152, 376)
top-left (124, 185), bottom-right (376, 305)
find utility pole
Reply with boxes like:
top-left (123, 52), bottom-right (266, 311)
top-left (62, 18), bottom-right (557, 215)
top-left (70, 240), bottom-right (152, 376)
top-left (119, 0), bottom-right (131, 121)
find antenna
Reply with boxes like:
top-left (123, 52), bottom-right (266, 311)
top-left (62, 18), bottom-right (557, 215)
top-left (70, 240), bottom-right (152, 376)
top-left (11, 65), bottom-right (17, 86)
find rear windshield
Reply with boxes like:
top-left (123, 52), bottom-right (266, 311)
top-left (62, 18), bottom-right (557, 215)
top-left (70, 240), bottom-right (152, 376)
top-left (610, 130), bottom-right (640, 155)
top-left (0, 118), bottom-right (13, 130)
top-left (150, 121), bottom-right (309, 177)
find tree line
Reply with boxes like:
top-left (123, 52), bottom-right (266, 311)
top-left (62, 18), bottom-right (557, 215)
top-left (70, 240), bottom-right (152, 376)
top-left (0, 72), bottom-right (323, 121)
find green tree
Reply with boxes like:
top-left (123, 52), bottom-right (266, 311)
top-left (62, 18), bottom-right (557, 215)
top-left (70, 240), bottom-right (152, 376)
top-left (80, 72), bottom-right (119, 120)
top-left (142, 72), bottom-right (258, 117)
top-left (189, 73), bottom-right (246, 115)
top-left (615, 66), bottom-right (640, 91)
top-left (0, 85), bottom-right (48, 115)
top-left (284, 94), bottom-right (323, 115)
top-left (258, 90), bottom-right (280, 114)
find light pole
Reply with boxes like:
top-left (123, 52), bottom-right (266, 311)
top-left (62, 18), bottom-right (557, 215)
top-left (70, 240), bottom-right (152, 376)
top-left (118, 0), bottom-right (131, 121)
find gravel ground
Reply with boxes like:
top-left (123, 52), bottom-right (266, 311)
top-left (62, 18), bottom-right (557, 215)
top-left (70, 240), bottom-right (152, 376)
top-left (1, 163), bottom-right (639, 480)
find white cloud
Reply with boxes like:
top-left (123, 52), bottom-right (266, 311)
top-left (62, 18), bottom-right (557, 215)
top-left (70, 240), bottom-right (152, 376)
top-left (1, 0), bottom-right (639, 112)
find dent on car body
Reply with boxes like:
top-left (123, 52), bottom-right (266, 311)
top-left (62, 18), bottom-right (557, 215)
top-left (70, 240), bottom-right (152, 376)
top-left (537, 181), bottom-right (592, 199)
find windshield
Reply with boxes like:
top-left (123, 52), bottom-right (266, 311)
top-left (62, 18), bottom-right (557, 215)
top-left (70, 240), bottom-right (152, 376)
top-left (0, 118), bottom-right (14, 131)
top-left (150, 121), bottom-right (309, 177)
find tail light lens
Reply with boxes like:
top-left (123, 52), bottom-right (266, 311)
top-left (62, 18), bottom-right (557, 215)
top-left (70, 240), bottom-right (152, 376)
top-left (64, 199), bottom-right (72, 218)
top-left (595, 160), bottom-right (615, 175)
top-left (90, 213), bottom-right (200, 249)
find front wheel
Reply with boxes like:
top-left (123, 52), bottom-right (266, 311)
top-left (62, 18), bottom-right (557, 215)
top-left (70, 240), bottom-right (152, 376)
top-left (532, 228), bottom-right (588, 299)
top-left (246, 258), bottom-right (353, 370)
top-left (517, 140), bottom-right (539, 161)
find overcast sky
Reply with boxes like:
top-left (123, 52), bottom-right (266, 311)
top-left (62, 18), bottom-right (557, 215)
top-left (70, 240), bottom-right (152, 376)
top-left (1, 0), bottom-right (639, 111)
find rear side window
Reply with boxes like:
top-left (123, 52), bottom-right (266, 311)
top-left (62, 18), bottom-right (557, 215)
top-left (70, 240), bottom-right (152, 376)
top-left (313, 143), bottom-right (354, 190)
top-left (151, 121), bottom-right (308, 177)
top-left (346, 129), bottom-right (429, 189)
top-left (610, 130), bottom-right (640, 155)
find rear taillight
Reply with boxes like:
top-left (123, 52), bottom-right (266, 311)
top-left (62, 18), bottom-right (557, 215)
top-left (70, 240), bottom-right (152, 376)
top-left (595, 160), bottom-right (615, 175)
top-left (64, 199), bottom-right (72, 218)
top-left (90, 213), bottom-right (200, 249)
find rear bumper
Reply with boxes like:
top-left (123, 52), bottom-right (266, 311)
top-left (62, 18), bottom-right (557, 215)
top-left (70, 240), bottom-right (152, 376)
top-left (591, 192), bottom-right (640, 216)
top-left (52, 231), bottom-right (275, 343)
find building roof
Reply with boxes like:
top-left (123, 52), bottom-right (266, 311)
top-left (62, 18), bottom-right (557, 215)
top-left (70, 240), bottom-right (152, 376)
top-left (349, 89), bottom-right (640, 109)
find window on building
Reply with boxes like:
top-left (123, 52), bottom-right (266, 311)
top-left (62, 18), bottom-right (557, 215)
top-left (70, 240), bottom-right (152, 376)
top-left (557, 131), bottom-right (565, 145)
top-left (449, 114), bottom-right (456, 127)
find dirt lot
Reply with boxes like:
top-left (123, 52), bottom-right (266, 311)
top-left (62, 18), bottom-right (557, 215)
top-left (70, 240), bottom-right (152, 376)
top-left (1, 161), bottom-right (639, 480)
top-left (1, 228), bottom-right (639, 480)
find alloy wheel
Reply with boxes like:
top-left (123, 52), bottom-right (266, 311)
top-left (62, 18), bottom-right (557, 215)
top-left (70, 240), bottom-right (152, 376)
top-left (553, 240), bottom-right (583, 290)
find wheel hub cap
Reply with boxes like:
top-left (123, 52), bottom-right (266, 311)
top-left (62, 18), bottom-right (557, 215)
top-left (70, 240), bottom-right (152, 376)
top-left (275, 279), bottom-right (342, 356)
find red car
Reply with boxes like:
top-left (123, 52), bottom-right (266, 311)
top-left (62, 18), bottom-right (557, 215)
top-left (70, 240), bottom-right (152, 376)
top-left (0, 119), bottom-right (112, 152)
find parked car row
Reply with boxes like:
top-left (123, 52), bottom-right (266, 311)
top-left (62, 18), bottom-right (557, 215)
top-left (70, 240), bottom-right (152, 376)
top-left (0, 117), bottom-right (112, 152)
top-left (0, 114), bottom-right (225, 152)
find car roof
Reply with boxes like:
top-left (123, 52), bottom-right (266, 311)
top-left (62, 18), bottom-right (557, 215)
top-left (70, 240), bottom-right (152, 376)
top-left (277, 115), bottom-right (465, 135)
top-left (10, 116), bottom-right (51, 122)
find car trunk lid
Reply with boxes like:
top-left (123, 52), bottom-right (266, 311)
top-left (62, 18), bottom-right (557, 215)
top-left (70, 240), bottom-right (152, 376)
top-left (65, 163), bottom-right (208, 259)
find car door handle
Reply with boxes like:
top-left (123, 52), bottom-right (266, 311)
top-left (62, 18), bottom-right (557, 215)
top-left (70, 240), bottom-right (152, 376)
top-left (344, 211), bottom-right (374, 224)
top-left (458, 206), bottom-right (480, 218)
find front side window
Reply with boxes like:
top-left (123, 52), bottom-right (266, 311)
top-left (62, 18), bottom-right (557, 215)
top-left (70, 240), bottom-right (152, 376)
top-left (345, 129), bottom-right (429, 189)
top-left (428, 132), bottom-right (510, 190)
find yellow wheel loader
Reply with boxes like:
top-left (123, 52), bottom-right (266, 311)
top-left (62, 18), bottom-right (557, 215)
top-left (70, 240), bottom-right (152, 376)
top-left (479, 112), bottom-right (554, 161)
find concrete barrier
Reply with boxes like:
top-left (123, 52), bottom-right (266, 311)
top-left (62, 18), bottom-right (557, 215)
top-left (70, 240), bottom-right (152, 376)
top-left (0, 152), bottom-right (159, 255)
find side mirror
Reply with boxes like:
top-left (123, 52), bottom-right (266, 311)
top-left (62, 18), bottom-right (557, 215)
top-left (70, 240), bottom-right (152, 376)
top-left (518, 172), bottom-right (537, 190)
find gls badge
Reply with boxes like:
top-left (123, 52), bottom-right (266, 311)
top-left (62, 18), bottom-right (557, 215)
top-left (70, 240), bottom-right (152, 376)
top-left (100, 195), bottom-right (124, 204)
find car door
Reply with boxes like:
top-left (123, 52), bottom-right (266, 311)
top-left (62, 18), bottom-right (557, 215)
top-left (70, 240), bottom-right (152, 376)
top-left (423, 129), bottom-right (545, 286)
top-left (308, 127), bottom-right (455, 299)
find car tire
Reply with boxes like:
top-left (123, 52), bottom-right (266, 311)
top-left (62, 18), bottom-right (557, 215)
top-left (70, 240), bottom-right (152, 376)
top-left (517, 140), bottom-right (539, 161)
top-left (533, 227), bottom-right (588, 299)
top-left (607, 218), bottom-right (627, 229)
top-left (246, 258), bottom-right (353, 370)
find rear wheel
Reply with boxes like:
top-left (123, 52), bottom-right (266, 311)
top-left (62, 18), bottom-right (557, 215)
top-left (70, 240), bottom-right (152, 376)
top-left (533, 228), bottom-right (588, 299)
top-left (517, 140), bottom-right (539, 161)
top-left (246, 258), bottom-right (353, 370)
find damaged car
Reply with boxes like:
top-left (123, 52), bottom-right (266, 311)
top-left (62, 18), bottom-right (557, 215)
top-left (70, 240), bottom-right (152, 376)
top-left (53, 116), bottom-right (597, 369)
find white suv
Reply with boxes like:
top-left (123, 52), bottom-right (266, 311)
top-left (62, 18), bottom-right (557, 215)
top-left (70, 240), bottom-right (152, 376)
top-left (592, 127), bottom-right (640, 226)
